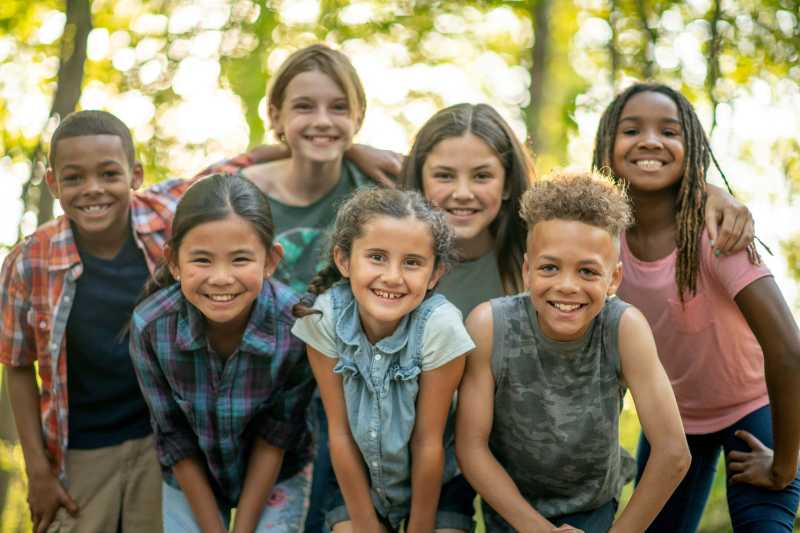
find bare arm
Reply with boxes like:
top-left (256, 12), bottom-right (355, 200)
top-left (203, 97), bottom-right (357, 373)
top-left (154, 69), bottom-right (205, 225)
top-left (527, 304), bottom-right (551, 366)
top-left (406, 356), bottom-right (466, 533)
top-left (728, 276), bottom-right (800, 489)
top-left (172, 457), bottom-right (227, 533)
top-left (455, 303), bottom-right (557, 533)
top-left (6, 365), bottom-right (78, 533)
top-left (308, 346), bottom-right (382, 532)
top-left (611, 308), bottom-right (690, 533)
top-left (231, 438), bottom-right (284, 533)
top-left (704, 184), bottom-right (754, 255)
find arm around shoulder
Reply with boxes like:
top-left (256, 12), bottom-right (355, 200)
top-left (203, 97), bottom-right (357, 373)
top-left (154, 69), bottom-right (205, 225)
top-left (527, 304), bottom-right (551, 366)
top-left (613, 307), bottom-right (689, 533)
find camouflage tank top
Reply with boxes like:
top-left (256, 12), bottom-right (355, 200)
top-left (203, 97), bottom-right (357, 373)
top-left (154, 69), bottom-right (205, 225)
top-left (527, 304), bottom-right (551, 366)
top-left (484, 294), bottom-right (635, 529)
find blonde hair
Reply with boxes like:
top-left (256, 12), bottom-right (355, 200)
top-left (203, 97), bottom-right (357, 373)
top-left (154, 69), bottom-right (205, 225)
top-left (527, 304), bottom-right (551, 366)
top-left (268, 44), bottom-right (366, 126)
top-left (519, 169), bottom-right (632, 238)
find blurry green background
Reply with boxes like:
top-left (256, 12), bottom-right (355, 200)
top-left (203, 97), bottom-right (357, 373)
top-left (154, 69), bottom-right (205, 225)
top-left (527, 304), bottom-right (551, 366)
top-left (2, 0), bottom-right (800, 531)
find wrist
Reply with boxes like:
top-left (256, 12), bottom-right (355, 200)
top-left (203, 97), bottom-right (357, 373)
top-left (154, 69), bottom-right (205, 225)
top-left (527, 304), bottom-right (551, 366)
top-left (770, 464), bottom-right (797, 489)
top-left (25, 455), bottom-right (54, 480)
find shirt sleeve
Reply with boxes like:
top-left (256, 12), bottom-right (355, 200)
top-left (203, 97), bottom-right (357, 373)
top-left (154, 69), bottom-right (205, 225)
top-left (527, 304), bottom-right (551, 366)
top-left (128, 316), bottom-right (201, 468)
top-left (0, 250), bottom-right (36, 367)
top-left (253, 332), bottom-right (316, 449)
top-left (291, 292), bottom-right (338, 358)
top-left (420, 303), bottom-right (475, 372)
top-left (703, 234), bottom-right (772, 298)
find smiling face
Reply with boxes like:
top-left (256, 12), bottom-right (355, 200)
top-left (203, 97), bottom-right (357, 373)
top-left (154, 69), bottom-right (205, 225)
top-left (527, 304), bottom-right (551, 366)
top-left (421, 133), bottom-right (506, 259)
top-left (524, 219), bottom-right (622, 342)
top-left (334, 215), bottom-right (444, 344)
top-left (168, 214), bottom-right (282, 337)
top-left (612, 91), bottom-right (686, 194)
top-left (269, 70), bottom-right (359, 166)
top-left (46, 134), bottom-right (143, 252)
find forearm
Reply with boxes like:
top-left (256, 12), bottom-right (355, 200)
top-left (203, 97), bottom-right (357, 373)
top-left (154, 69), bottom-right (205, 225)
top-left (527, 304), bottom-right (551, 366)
top-left (611, 442), bottom-right (689, 532)
top-left (6, 366), bottom-right (51, 476)
top-left (172, 457), bottom-right (227, 533)
top-left (457, 440), bottom-right (553, 533)
top-left (329, 434), bottom-right (381, 528)
top-left (406, 442), bottom-right (444, 533)
top-left (232, 438), bottom-right (284, 533)
top-left (765, 357), bottom-right (800, 484)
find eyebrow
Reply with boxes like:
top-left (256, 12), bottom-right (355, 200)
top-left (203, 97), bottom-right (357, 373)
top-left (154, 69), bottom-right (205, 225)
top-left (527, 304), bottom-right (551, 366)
top-left (430, 162), bottom-right (496, 171)
top-left (186, 248), bottom-right (256, 256)
top-left (619, 115), bottom-right (681, 125)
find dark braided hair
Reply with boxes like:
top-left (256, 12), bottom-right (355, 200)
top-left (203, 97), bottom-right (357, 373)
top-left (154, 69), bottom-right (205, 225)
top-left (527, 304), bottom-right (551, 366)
top-left (591, 82), bottom-right (759, 301)
top-left (292, 188), bottom-right (456, 317)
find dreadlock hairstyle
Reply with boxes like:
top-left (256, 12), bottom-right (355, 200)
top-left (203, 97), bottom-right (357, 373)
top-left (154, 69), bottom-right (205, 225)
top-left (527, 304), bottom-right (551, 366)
top-left (292, 187), bottom-right (457, 318)
top-left (398, 103), bottom-right (535, 296)
top-left (591, 82), bottom-right (759, 301)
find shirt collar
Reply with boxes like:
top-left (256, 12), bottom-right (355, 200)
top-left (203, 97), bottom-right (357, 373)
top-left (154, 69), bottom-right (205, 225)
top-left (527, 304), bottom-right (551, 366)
top-left (333, 283), bottom-right (410, 354)
top-left (175, 283), bottom-right (277, 355)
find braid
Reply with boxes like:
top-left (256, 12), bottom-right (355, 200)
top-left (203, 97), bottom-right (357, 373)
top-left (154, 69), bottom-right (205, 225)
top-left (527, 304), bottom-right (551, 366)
top-left (292, 263), bottom-right (343, 318)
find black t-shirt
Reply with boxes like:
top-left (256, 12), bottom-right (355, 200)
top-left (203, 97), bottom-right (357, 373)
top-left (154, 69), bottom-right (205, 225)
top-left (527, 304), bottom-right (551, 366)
top-left (66, 230), bottom-right (152, 449)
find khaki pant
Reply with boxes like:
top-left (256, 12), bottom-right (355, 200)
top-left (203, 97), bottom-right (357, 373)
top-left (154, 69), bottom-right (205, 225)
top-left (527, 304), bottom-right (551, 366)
top-left (49, 434), bottom-right (162, 533)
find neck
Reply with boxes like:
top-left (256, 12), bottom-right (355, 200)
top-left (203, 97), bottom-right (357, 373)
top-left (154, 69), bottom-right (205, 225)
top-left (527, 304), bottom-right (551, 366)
top-left (456, 231), bottom-right (494, 261)
top-left (284, 156), bottom-right (343, 204)
top-left (627, 186), bottom-right (678, 235)
top-left (74, 212), bottom-right (131, 260)
top-left (206, 314), bottom-right (249, 359)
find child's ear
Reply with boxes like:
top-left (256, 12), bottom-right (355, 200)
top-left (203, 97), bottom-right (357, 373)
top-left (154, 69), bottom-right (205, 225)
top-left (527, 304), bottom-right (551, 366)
top-left (165, 245), bottom-right (180, 281)
top-left (268, 105), bottom-right (284, 139)
top-left (45, 168), bottom-right (60, 199)
top-left (607, 261), bottom-right (623, 297)
top-left (332, 246), bottom-right (351, 278)
top-left (130, 161), bottom-right (144, 190)
top-left (522, 253), bottom-right (530, 290)
top-left (264, 242), bottom-right (284, 278)
top-left (427, 261), bottom-right (446, 290)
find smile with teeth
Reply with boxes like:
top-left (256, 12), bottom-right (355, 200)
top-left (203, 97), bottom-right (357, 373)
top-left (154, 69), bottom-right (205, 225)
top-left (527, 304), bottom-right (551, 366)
top-left (204, 293), bottom-right (238, 302)
top-left (550, 301), bottom-right (584, 312)
top-left (78, 204), bottom-right (111, 213)
top-left (372, 289), bottom-right (404, 300)
top-left (446, 208), bottom-right (479, 216)
top-left (634, 159), bottom-right (664, 171)
top-left (305, 134), bottom-right (338, 143)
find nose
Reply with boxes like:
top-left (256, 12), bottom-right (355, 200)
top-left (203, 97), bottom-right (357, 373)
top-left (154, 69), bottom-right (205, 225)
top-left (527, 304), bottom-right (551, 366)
top-left (84, 175), bottom-right (105, 195)
top-left (638, 129), bottom-right (664, 150)
top-left (554, 271), bottom-right (579, 294)
top-left (208, 263), bottom-right (235, 286)
top-left (451, 176), bottom-right (474, 201)
top-left (312, 106), bottom-right (333, 129)
top-left (382, 261), bottom-right (403, 285)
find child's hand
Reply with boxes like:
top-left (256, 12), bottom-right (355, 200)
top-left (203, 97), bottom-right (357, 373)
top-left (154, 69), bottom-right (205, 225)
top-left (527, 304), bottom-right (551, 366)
top-left (346, 144), bottom-right (403, 188)
top-left (27, 468), bottom-right (79, 533)
top-left (728, 430), bottom-right (790, 490)
top-left (704, 185), bottom-right (754, 255)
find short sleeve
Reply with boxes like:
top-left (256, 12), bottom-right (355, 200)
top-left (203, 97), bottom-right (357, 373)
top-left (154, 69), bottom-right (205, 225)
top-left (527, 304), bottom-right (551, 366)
top-left (291, 291), bottom-right (338, 358)
top-left (0, 250), bottom-right (36, 367)
top-left (703, 234), bottom-right (771, 298)
top-left (420, 303), bottom-right (475, 372)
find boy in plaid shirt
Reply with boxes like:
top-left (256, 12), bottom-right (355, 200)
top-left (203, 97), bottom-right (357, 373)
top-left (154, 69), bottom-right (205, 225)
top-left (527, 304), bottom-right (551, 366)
top-left (0, 110), bottom-right (194, 533)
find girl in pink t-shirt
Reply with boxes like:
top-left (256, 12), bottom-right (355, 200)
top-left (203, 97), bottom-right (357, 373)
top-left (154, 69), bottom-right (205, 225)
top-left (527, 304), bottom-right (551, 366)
top-left (592, 83), bottom-right (800, 532)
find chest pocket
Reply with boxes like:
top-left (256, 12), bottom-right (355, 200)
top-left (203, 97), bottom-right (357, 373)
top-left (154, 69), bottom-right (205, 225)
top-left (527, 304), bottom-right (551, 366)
top-left (667, 291), bottom-right (713, 334)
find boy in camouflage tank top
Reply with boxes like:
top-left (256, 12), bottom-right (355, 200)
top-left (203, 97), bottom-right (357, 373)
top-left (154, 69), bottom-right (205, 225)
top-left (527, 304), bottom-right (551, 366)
top-left (455, 171), bottom-right (689, 533)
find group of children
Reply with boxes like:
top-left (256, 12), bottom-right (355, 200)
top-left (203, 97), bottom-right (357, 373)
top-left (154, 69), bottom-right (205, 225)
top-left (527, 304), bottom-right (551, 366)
top-left (2, 43), bottom-right (799, 533)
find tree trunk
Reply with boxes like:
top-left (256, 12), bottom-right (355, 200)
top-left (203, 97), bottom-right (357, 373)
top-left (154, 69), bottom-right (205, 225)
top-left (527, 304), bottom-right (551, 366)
top-left (635, 0), bottom-right (657, 79)
top-left (608, 0), bottom-right (620, 89)
top-left (706, 0), bottom-right (722, 134)
top-left (527, 0), bottom-right (552, 154)
top-left (27, 0), bottom-right (92, 228)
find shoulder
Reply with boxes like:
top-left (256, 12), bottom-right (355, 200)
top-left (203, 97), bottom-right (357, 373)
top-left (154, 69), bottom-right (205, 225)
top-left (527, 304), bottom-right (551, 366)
top-left (132, 284), bottom-right (183, 333)
top-left (698, 230), bottom-right (771, 295)
top-left (262, 278), bottom-right (302, 327)
top-left (242, 160), bottom-right (290, 198)
top-left (2, 219), bottom-right (69, 279)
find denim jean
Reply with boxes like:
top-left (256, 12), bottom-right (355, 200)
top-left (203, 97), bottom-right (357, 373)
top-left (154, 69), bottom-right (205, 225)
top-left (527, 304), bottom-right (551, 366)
top-left (304, 396), bottom-right (338, 533)
top-left (636, 405), bottom-right (800, 532)
top-left (552, 499), bottom-right (618, 533)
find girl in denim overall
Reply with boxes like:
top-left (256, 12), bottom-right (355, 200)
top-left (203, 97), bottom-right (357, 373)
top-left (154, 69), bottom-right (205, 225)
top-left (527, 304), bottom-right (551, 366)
top-left (292, 188), bottom-right (476, 533)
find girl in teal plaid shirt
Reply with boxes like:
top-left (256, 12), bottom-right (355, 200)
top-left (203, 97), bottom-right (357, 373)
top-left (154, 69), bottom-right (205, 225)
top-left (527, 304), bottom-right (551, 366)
top-left (130, 173), bottom-right (315, 533)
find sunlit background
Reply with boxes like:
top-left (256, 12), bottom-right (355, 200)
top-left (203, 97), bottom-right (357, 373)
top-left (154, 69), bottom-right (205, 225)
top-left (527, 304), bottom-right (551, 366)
top-left (1, 1), bottom-right (800, 530)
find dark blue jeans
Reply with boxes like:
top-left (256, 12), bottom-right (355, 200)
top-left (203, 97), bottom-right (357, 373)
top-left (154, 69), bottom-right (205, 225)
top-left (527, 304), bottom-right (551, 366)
top-left (304, 397), bottom-right (338, 533)
top-left (636, 405), bottom-right (800, 532)
top-left (552, 499), bottom-right (618, 533)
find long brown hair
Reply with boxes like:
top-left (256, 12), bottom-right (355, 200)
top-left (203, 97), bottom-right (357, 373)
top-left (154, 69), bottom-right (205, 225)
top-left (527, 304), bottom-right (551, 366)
top-left (398, 103), bottom-right (535, 295)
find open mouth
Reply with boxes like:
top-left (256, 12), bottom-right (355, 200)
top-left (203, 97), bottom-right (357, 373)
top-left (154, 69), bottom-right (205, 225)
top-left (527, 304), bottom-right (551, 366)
top-left (372, 288), bottom-right (405, 300)
top-left (77, 203), bottom-right (112, 214)
top-left (634, 159), bottom-right (665, 171)
top-left (548, 301), bottom-right (585, 313)
top-left (304, 134), bottom-right (339, 145)
top-left (445, 207), bottom-right (480, 217)
top-left (204, 293), bottom-right (240, 303)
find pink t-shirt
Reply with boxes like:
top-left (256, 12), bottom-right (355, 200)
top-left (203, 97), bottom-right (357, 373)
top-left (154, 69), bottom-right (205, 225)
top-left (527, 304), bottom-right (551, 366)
top-left (617, 231), bottom-right (771, 434)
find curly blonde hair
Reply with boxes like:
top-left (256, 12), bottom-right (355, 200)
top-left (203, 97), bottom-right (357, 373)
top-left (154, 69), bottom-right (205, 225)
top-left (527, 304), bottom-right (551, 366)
top-left (519, 169), bottom-right (632, 238)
